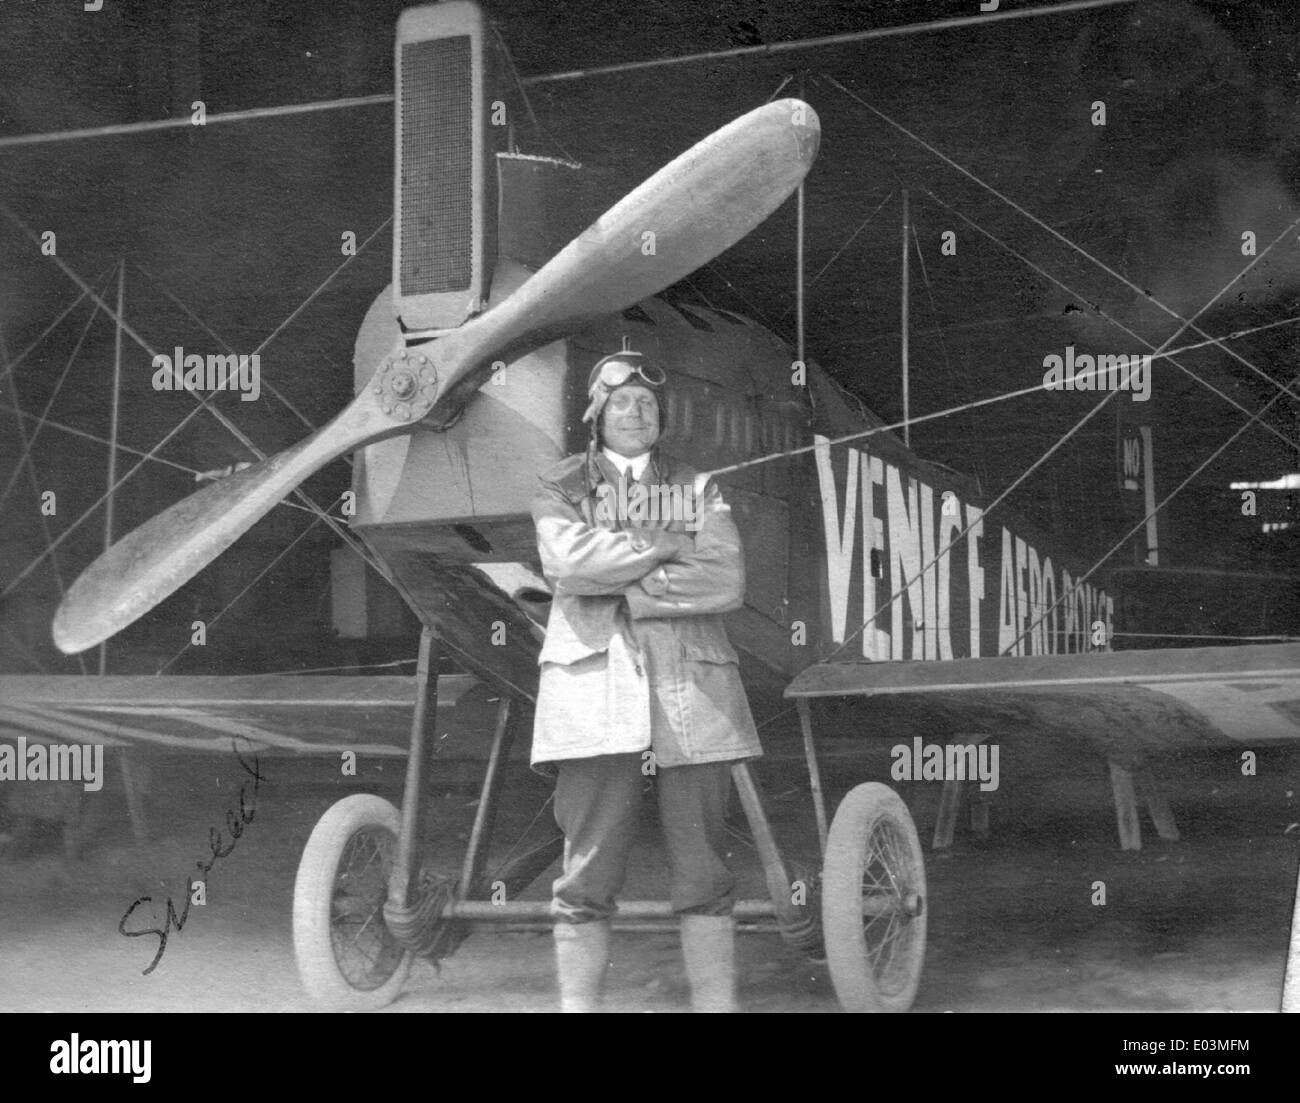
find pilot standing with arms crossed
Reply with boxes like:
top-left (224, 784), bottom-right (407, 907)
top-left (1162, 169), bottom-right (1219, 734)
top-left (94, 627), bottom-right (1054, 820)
top-left (529, 344), bottom-right (762, 1012)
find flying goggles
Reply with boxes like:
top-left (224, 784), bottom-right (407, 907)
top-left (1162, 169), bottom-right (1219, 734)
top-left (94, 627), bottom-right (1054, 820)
top-left (582, 345), bottom-right (666, 425)
top-left (586, 350), bottom-right (666, 394)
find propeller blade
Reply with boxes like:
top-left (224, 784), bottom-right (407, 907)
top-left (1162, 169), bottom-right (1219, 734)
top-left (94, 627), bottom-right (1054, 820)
top-left (52, 389), bottom-right (401, 655)
top-left (426, 98), bottom-right (819, 409)
top-left (52, 99), bottom-right (820, 655)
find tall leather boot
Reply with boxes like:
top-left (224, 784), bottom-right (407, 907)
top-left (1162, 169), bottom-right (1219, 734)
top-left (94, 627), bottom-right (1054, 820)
top-left (553, 919), bottom-right (611, 1012)
top-left (681, 914), bottom-right (737, 1013)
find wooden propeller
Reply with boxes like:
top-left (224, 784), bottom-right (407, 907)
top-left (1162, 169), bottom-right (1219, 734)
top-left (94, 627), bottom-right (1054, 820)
top-left (52, 99), bottom-right (820, 654)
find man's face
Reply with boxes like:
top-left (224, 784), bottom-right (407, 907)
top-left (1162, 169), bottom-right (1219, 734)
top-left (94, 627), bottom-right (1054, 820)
top-left (600, 384), bottom-right (660, 458)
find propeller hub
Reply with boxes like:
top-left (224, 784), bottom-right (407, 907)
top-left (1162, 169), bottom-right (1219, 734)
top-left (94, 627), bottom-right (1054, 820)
top-left (372, 349), bottom-right (438, 422)
top-left (390, 371), bottom-right (417, 399)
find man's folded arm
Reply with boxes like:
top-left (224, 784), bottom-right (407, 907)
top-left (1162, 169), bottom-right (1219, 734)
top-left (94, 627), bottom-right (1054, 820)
top-left (533, 487), bottom-right (691, 596)
top-left (624, 481), bottom-right (746, 618)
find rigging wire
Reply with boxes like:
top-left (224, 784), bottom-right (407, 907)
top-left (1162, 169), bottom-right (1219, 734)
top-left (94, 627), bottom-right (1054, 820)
top-left (1001, 375), bottom-right (1300, 658)
top-left (122, 262), bottom-right (394, 578)
top-left (130, 261), bottom-right (336, 450)
top-left (256, 657), bottom-right (419, 676)
top-left (921, 189), bottom-right (1300, 455)
top-left (0, 210), bottom-right (392, 600)
top-left (0, 265), bottom-right (115, 512)
top-left (778, 189), bottom-right (896, 312)
top-left (824, 377), bottom-right (1125, 662)
top-left (490, 21), bottom-right (577, 163)
top-left (0, 399), bottom-right (328, 521)
top-left (521, 0), bottom-right (1139, 86)
top-left (816, 209), bottom-right (1300, 662)
top-left (0, 0), bottom-right (1139, 151)
top-left (153, 499), bottom-right (336, 675)
top-left (0, 267), bottom-right (115, 389)
top-left (822, 74), bottom-right (1300, 415)
top-left (0, 329), bottom-right (88, 674)
top-left (0, 93), bottom-right (393, 150)
top-left (701, 262), bottom-right (782, 334)
top-left (0, 401), bottom-right (219, 481)
top-left (0, 620), bottom-right (49, 673)
top-left (486, 793), bottom-right (557, 885)
top-left (691, 305), bottom-right (1300, 489)
top-left (255, 219), bottom-right (392, 356)
top-left (765, 74), bottom-right (796, 103)
top-left (907, 213), bottom-right (989, 495)
top-left (0, 2), bottom-right (1290, 668)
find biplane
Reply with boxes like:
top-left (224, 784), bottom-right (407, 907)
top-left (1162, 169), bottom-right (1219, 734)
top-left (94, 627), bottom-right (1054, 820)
top-left (2, 0), bottom-right (1299, 1013)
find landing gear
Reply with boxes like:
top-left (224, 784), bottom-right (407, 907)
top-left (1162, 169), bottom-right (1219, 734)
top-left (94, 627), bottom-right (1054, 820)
top-left (821, 782), bottom-right (927, 1012)
top-left (292, 793), bottom-right (413, 1009)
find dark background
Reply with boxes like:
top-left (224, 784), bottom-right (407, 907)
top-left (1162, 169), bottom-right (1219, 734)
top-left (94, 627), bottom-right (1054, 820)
top-left (1, 0), bottom-right (1298, 673)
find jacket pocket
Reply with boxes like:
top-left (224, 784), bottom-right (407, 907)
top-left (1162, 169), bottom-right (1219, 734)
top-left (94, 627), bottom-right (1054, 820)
top-left (675, 616), bottom-right (739, 665)
top-left (537, 595), bottom-right (620, 665)
top-left (679, 638), bottom-right (739, 665)
top-left (538, 636), bottom-right (607, 665)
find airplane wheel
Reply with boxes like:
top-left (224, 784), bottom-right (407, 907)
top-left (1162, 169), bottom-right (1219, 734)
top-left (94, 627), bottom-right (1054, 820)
top-left (293, 794), bottom-right (413, 1010)
top-left (821, 783), bottom-right (927, 1012)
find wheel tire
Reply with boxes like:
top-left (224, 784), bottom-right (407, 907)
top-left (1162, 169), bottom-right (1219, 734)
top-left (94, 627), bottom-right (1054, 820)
top-left (293, 793), bottom-right (413, 1010)
top-left (821, 782), bottom-right (927, 1012)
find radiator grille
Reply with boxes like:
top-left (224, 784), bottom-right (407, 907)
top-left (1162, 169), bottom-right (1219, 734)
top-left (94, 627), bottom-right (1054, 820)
top-left (399, 36), bottom-right (473, 296)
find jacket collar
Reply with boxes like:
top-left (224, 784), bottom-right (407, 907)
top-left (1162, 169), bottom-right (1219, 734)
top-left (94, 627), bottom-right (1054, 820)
top-left (600, 447), bottom-right (652, 482)
top-left (590, 447), bottom-right (661, 488)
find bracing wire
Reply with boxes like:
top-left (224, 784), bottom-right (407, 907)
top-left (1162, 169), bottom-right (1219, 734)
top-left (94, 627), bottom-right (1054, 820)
top-left (490, 22), bottom-right (577, 163)
top-left (130, 261), bottom-right (335, 448)
top-left (0, 265), bottom-right (115, 512)
top-left (822, 74), bottom-right (1300, 414)
top-left (153, 500), bottom-right (336, 675)
top-left (0, 265), bottom-right (115, 389)
top-left (825, 378), bottom-right (1124, 662)
top-left (0, 209), bottom-right (392, 598)
top-left (813, 204), bottom-right (1300, 662)
top-left (920, 189), bottom-right (1300, 455)
top-left (0, 0), bottom-right (1139, 151)
top-left (1001, 375), bottom-right (1300, 657)
top-left (0, 330), bottom-right (88, 674)
top-left (691, 303), bottom-right (1300, 490)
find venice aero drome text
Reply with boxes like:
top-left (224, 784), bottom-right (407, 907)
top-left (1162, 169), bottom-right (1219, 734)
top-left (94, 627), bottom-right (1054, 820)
top-left (814, 436), bottom-right (1113, 659)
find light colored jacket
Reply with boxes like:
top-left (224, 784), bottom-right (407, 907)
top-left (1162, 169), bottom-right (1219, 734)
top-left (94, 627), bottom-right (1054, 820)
top-left (530, 448), bottom-right (762, 768)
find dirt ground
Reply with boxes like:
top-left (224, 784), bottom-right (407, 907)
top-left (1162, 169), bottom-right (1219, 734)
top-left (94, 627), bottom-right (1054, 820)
top-left (1, 737), bottom-right (1297, 1014)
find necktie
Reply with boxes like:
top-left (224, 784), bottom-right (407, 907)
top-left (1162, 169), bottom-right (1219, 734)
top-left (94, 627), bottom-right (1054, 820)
top-left (621, 467), bottom-right (638, 528)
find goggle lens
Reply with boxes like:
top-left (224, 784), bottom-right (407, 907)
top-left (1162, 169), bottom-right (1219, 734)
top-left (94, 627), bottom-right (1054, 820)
top-left (596, 358), bottom-right (666, 389)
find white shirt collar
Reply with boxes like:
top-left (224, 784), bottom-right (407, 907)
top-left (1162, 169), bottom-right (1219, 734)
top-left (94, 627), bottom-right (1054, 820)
top-left (602, 447), bottom-right (651, 480)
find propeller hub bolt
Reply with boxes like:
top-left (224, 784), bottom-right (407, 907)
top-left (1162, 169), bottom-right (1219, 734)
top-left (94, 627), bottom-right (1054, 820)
top-left (375, 353), bottom-right (439, 423)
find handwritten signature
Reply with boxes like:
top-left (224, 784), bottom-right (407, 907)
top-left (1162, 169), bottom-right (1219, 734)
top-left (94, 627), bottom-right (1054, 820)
top-left (118, 739), bottom-right (266, 976)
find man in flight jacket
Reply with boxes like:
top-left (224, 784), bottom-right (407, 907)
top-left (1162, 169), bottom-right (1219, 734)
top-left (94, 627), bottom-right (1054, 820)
top-left (530, 346), bottom-right (762, 1012)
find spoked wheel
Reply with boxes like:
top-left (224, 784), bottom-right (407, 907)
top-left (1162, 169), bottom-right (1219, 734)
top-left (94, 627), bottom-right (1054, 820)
top-left (293, 794), bottom-right (413, 1010)
top-left (821, 783), bottom-right (927, 1012)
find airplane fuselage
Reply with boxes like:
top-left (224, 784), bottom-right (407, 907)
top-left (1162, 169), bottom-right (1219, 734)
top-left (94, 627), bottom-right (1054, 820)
top-left (348, 158), bottom-right (1115, 709)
